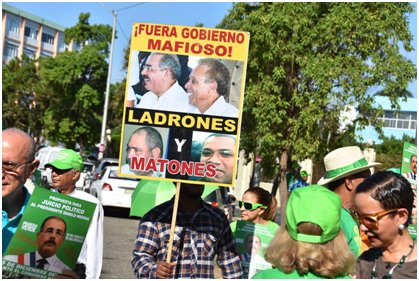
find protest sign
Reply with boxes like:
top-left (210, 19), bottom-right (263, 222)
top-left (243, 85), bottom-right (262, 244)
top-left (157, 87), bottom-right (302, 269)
top-left (401, 142), bottom-right (417, 185)
top-left (119, 23), bottom-right (249, 187)
top-left (231, 220), bottom-right (278, 278)
top-left (2, 188), bottom-right (96, 278)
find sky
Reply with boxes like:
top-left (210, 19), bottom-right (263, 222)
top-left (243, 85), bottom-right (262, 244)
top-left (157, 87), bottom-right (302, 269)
top-left (4, 1), bottom-right (417, 96)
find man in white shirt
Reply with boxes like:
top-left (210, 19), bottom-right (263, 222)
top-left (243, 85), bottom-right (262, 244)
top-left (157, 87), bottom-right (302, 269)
top-left (186, 58), bottom-right (238, 117)
top-left (45, 149), bottom-right (104, 279)
top-left (137, 52), bottom-right (191, 112)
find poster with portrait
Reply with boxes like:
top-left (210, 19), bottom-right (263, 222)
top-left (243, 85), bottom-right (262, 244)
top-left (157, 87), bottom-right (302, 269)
top-left (119, 23), bottom-right (249, 187)
top-left (2, 188), bottom-right (96, 279)
top-left (401, 142), bottom-right (417, 186)
top-left (231, 220), bottom-right (277, 278)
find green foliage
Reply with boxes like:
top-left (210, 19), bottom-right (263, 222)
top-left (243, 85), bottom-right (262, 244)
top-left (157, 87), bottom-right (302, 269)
top-left (375, 135), bottom-right (416, 171)
top-left (64, 13), bottom-right (114, 56)
top-left (2, 55), bottom-right (46, 142)
top-left (218, 3), bottom-right (415, 223)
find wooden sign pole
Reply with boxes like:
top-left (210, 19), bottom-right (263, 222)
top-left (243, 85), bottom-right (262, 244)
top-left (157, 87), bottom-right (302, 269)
top-left (166, 181), bottom-right (181, 263)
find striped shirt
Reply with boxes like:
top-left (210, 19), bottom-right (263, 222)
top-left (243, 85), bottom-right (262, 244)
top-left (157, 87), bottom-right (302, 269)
top-left (131, 199), bottom-right (243, 279)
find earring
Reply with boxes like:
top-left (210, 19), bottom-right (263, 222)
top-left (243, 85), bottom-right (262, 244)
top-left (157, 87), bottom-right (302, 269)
top-left (399, 224), bottom-right (405, 231)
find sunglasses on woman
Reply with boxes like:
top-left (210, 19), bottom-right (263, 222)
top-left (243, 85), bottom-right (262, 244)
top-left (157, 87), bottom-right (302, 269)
top-left (239, 201), bottom-right (267, 211)
top-left (356, 209), bottom-right (399, 230)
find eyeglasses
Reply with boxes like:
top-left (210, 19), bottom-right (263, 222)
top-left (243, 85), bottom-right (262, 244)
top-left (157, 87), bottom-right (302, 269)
top-left (51, 167), bottom-right (73, 175)
top-left (40, 227), bottom-right (65, 237)
top-left (2, 160), bottom-right (33, 175)
top-left (201, 149), bottom-right (234, 159)
top-left (143, 65), bottom-right (168, 72)
top-left (239, 201), bottom-right (267, 211)
top-left (356, 209), bottom-right (399, 230)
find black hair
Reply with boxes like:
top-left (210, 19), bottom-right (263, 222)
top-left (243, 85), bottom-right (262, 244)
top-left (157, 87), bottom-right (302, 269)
top-left (356, 171), bottom-right (414, 226)
top-left (40, 216), bottom-right (67, 233)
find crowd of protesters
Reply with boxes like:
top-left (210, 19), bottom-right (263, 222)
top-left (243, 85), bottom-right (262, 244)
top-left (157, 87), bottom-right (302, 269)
top-left (2, 128), bottom-right (417, 279)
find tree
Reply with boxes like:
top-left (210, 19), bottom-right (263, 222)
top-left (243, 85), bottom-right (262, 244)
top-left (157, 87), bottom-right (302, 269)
top-left (2, 55), bottom-right (46, 144)
top-left (39, 13), bottom-right (113, 153)
top-left (375, 135), bottom-right (416, 171)
top-left (217, 2), bottom-right (416, 224)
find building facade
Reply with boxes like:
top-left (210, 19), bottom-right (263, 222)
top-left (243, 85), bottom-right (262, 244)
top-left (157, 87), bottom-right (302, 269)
top-left (2, 3), bottom-right (75, 64)
top-left (356, 96), bottom-right (417, 144)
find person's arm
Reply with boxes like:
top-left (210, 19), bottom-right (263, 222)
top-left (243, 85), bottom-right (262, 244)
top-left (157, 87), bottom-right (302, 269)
top-left (131, 221), bottom-right (162, 278)
top-left (217, 219), bottom-right (243, 279)
top-left (84, 203), bottom-right (104, 278)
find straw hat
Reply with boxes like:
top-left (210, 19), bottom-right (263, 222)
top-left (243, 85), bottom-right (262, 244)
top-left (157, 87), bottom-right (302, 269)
top-left (317, 146), bottom-right (380, 185)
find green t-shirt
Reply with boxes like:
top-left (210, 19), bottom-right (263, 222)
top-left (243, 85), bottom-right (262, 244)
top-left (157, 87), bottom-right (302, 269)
top-left (252, 268), bottom-right (352, 279)
top-left (230, 220), bottom-right (280, 234)
top-left (340, 208), bottom-right (361, 256)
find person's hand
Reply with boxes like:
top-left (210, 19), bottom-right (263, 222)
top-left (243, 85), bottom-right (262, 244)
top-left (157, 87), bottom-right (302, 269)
top-left (156, 261), bottom-right (176, 279)
top-left (56, 270), bottom-right (79, 279)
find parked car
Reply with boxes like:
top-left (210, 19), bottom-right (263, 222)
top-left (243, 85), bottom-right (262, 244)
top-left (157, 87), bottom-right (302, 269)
top-left (92, 158), bottom-right (119, 179)
top-left (203, 188), bottom-right (236, 222)
top-left (75, 162), bottom-right (95, 191)
top-left (35, 146), bottom-right (65, 187)
top-left (84, 158), bottom-right (119, 192)
top-left (90, 166), bottom-right (139, 209)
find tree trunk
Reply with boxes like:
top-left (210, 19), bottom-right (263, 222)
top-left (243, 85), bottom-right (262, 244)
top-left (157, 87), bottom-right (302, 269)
top-left (278, 148), bottom-right (289, 226)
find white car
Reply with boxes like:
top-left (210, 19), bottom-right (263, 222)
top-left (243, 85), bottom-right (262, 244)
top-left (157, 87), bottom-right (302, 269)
top-left (75, 162), bottom-right (95, 191)
top-left (90, 166), bottom-right (139, 209)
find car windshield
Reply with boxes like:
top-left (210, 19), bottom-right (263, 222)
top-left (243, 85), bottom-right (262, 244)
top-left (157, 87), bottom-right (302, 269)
top-left (83, 163), bottom-right (94, 172)
top-left (109, 170), bottom-right (138, 181)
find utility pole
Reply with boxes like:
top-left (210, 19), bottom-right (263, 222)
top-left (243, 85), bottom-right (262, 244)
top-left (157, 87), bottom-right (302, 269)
top-left (98, 10), bottom-right (117, 160)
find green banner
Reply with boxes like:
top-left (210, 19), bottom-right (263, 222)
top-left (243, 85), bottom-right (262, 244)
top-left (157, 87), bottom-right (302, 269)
top-left (401, 142), bottom-right (417, 186)
top-left (2, 188), bottom-right (96, 278)
top-left (231, 220), bottom-right (278, 278)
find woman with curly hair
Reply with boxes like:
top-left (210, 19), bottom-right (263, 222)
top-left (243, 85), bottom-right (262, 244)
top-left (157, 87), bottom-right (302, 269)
top-left (253, 185), bottom-right (355, 279)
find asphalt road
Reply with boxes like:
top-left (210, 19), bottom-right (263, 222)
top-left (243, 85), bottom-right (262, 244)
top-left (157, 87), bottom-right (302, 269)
top-left (101, 208), bottom-right (139, 279)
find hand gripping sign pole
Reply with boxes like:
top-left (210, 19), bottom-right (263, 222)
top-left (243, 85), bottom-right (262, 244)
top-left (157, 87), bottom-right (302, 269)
top-left (166, 182), bottom-right (181, 263)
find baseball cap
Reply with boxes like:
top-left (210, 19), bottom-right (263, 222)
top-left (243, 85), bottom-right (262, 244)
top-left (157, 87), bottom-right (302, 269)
top-left (287, 185), bottom-right (341, 243)
top-left (300, 170), bottom-right (308, 177)
top-left (45, 149), bottom-right (84, 171)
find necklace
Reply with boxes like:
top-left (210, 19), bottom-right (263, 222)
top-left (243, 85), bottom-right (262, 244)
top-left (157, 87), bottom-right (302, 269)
top-left (371, 242), bottom-right (415, 279)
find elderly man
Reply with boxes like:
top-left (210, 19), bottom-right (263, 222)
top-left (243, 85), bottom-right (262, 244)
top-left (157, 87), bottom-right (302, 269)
top-left (318, 146), bottom-right (381, 256)
top-left (2, 128), bottom-right (39, 254)
top-left (200, 133), bottom-right (236, 184)
top-left (45, 149), bottom-right (104, 278)
top-left (4, 216), bottom-right (70, 273)
top-left (186, 58), bottom-right (238, 117)
top-left (120, 126), bottom-right (164, 177)
top-left (137, 52), bottom-right (191, 112)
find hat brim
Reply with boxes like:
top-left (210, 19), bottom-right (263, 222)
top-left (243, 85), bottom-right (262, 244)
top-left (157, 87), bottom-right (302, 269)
top-left (45, 162), bottom-right (74, 170)
top-left (317, 162), bottom-right (381, 186)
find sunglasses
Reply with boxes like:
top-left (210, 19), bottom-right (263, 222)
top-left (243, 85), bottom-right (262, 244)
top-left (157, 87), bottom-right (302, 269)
top-left (51, 167), bottom-right (73, 175)
top-left (356, 209), bottom-right (399, 230)
top-left (239, 201), bottom-right (267, 211)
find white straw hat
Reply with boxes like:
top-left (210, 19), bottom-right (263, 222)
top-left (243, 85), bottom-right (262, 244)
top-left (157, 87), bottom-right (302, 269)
top-left (317, 146), bottom-right (381, 185)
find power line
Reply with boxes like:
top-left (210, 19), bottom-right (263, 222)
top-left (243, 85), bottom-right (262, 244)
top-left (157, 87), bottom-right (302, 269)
top-left (116, 2), bottom-right (146, 12)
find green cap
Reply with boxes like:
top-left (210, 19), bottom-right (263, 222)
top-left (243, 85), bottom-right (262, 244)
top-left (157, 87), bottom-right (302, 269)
top-left (45, 149), bottom-right (84, 171)
top-left (287, 185), bottom-right (341, 243)
top-left (300, 170), bottom-right (308, 177)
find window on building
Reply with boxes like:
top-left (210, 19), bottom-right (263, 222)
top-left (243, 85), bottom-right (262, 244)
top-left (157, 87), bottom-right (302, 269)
top-left (41, 33), bottom-right (54, 45)
top-left (379, 110), bottom-right (417, 130)
top-left (24, 26), bottom-right (38, 39)
top-left (8, 19), bottom-right (20, 34)
top-left (23, 49), bottom-right (36, 60)
top-left (4, 44), bottom-right (18, 60)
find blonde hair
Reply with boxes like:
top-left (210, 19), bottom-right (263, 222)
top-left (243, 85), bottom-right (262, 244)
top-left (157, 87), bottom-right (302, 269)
top-left (264, 224), bottom-right (355, 278)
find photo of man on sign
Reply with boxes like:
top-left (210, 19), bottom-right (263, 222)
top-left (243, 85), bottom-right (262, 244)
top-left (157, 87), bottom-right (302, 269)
top-left (4, 216), bottom-right (70, 273)
top-left (120, 23), bottom-right (249, 187)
